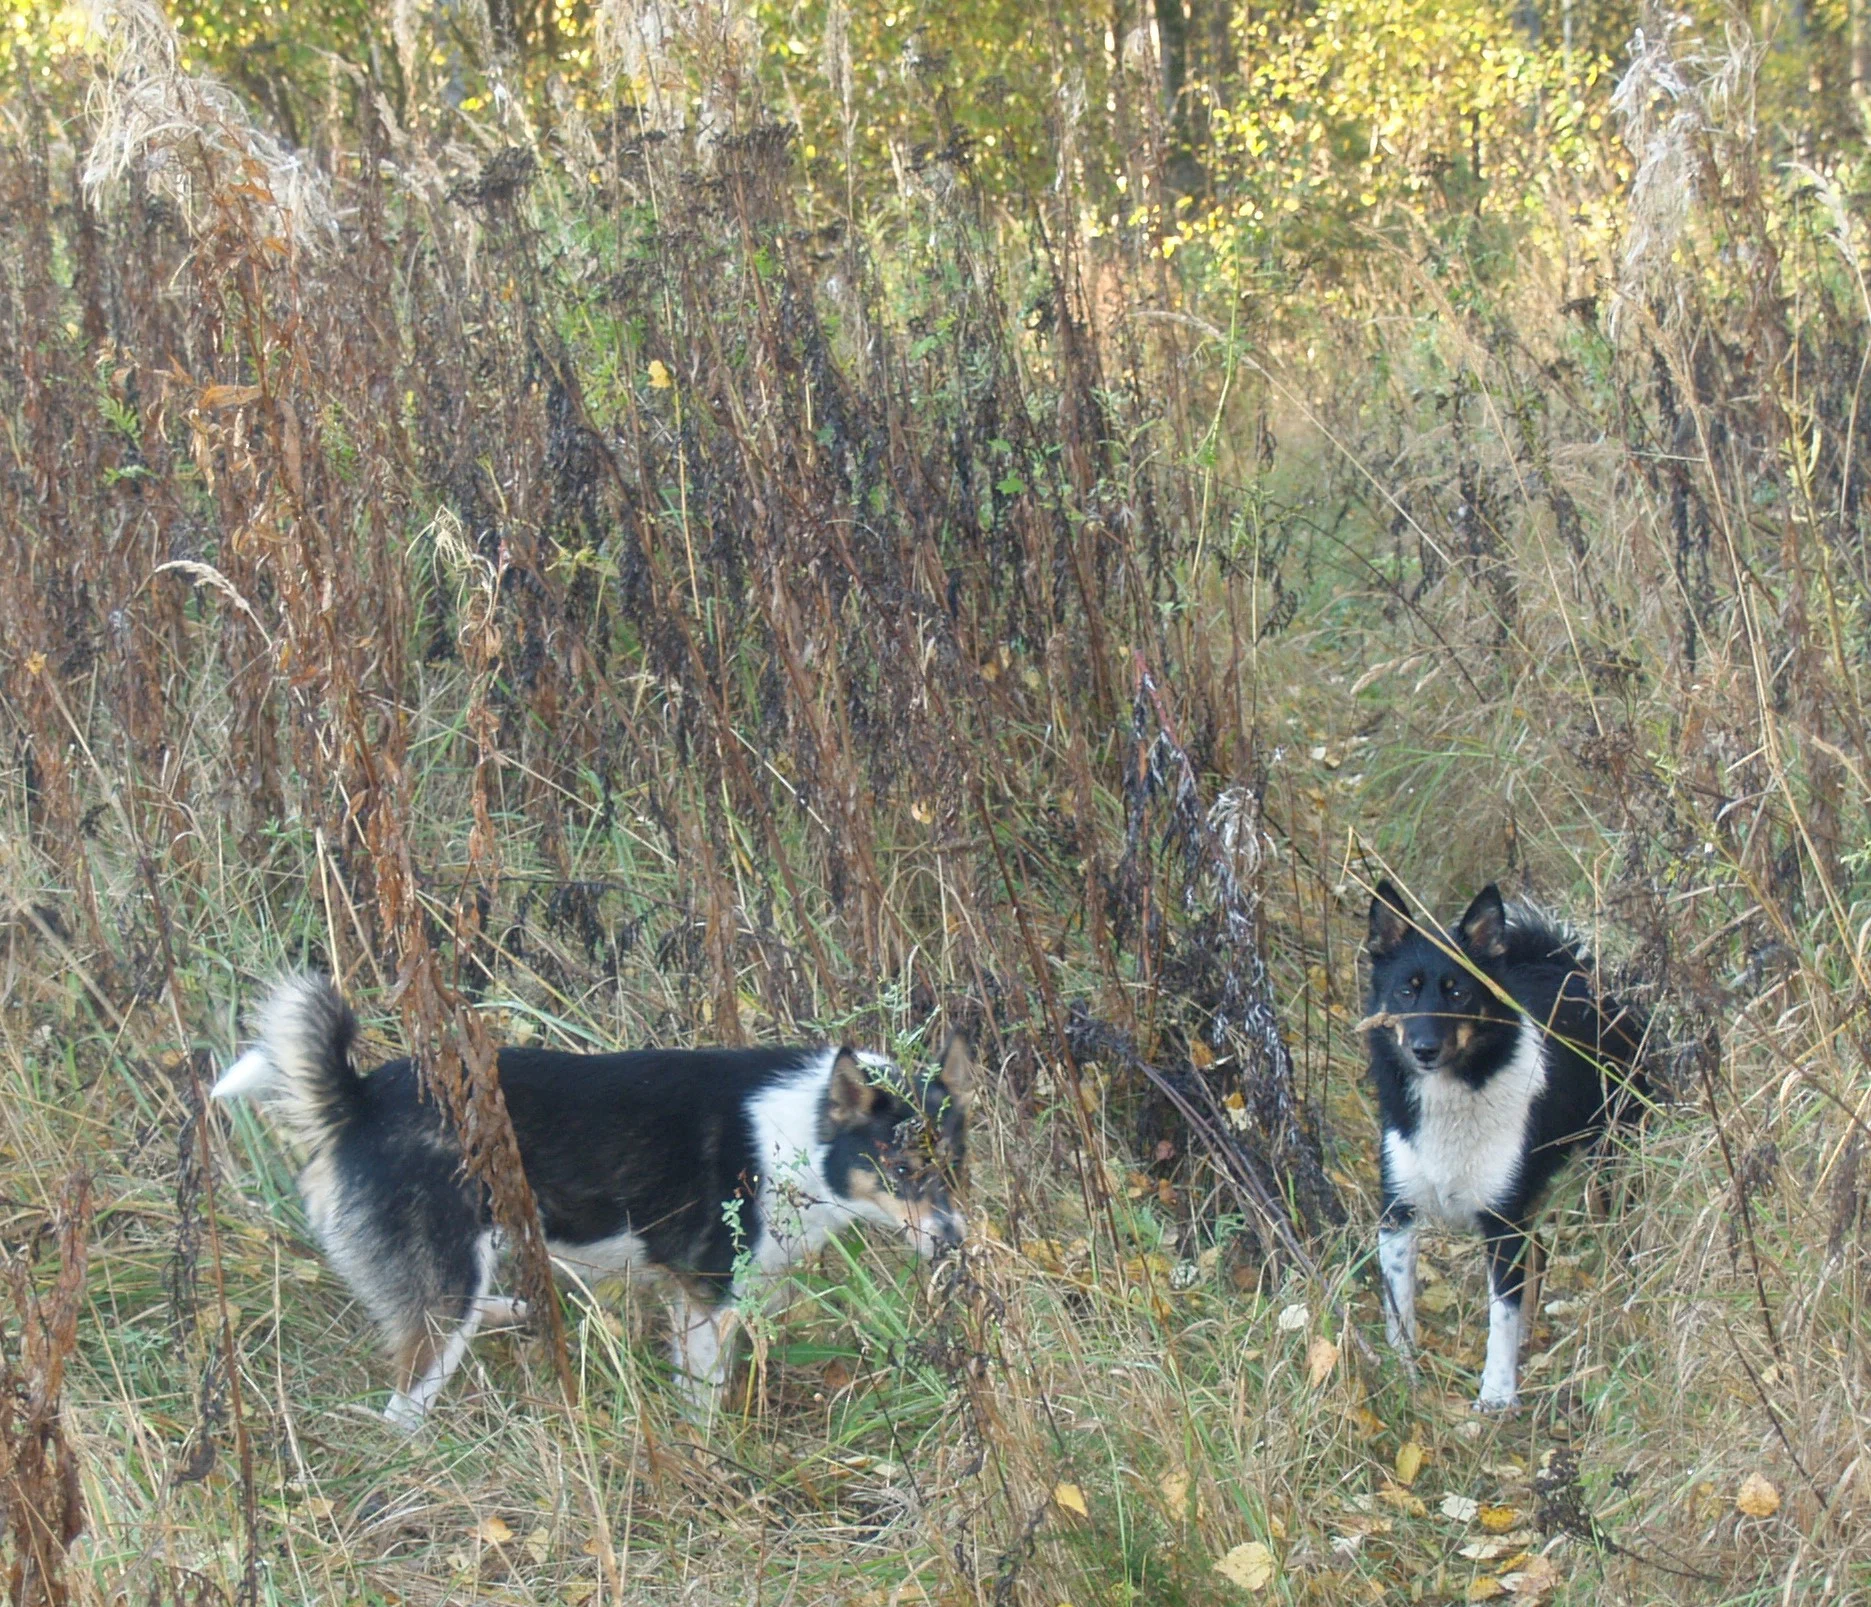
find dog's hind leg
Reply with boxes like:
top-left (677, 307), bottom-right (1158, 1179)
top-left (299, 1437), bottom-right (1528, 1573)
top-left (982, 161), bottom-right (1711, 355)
top-left (384, 1233), bottom-right (497, 1432)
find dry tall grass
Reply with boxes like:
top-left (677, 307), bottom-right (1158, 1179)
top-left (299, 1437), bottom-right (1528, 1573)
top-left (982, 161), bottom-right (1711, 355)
top-left (0, 6), bottom-right (1866, 1604)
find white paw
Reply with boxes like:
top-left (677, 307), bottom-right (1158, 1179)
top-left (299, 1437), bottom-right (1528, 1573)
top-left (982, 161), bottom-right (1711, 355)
top-left (1472, 1392), bottom-right (1520, 1416)
top-left (478, 1297), bottom-right (529, 1328)
top-left (383, 1392), bottom-right (427, 1433)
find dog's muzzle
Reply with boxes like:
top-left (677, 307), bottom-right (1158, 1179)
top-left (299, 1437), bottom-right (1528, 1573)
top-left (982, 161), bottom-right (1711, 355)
top-left (915, 1210), bottom-right (966, 1258)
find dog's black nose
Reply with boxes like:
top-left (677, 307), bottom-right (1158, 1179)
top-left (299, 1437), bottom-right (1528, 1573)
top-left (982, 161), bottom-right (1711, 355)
top-left (1411, 1042), bottom-right (1440, 1067)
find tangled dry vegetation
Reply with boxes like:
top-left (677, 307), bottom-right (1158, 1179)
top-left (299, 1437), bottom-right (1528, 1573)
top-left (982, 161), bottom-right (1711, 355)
top-left (1, 3), bottom-right (1868, 1603)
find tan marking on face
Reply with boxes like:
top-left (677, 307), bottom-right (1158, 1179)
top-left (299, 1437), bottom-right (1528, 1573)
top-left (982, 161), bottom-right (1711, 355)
top-left (849, 1160), bottom-right (955, 1239)
top-left (848, 1165), bottom-right (916, 1223)
top-left (1455, 1022), bottom-right (1474, 1052)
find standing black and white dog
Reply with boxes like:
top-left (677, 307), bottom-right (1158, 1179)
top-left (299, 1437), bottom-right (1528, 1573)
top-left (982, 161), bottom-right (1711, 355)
top-left (1364, 882), bottom-right (1647, 1411)
top-left (213, 975), bottom-right (970, 1428)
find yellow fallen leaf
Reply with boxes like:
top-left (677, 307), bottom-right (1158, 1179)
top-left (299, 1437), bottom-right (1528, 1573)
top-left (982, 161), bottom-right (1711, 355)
top-left (1307, 1335), bottom-right (1339, 1387)
top-left (473, 1515), bottom-right (513, 1545)
top-left (1053, 1482), bottom-right (1089, 1518)
top-left (1466, 1580), bottom-right (1507, 1602)
top-left (24, 652), bottom-right (46, 676)
top-left (1213, 1541), bottom-right (1276, 1591)
top-left (1735, 1471), bottom-right (1779, 1518)
top-left (1350, 1406), bottom-right (1387, 1438)
top-left (647, 359), bottom-right (672, 389)
top-left (1160, 1469), bottom-right (1191, 1518)
top-left (564, 1585), bottom-right (597, 1604)
top-left (1394, 1440), bottom-right (1424, 1487)
top-left (525, 1526), bottom-right (549, 1564)
top-left (1478, 1503), bottom-right (1521, 1532)
top-left (1025, 1239), bottom-right (1065, 1273)
top-left (1501, 1553), bottom-right (1560, 1598)
top-left (303, 1496), bottom-right (333, 1519)
top-left (1418, 1282), bottom-right (1457, 1314)
top-left (1376, 1482), bottom-right (1428, 1517)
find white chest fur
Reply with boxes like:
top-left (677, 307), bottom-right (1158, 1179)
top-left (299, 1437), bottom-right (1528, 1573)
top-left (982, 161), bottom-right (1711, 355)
top-left (744, 1053), bottom-right (861, 1272)
top-left (1384, 1019), bottom-right (1547, 1227)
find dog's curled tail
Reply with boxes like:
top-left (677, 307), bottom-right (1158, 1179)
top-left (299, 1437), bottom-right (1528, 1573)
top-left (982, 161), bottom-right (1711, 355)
top-left (212, 974), bottom-right (364, 1150)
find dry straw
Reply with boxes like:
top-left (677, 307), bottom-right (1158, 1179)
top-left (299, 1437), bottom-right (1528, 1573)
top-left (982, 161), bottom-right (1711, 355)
top-left (1610, 8), bottom-right (1764, 322)
top-left (79, 0), bottom-right (336, 250)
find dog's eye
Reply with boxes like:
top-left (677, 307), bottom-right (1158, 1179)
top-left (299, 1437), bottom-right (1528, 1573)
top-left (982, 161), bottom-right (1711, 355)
top-left (1401, 976), bottom-right (1421, 996)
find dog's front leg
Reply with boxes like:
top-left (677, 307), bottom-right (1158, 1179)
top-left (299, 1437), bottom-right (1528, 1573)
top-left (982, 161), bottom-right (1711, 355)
top-left (1377, 1205), bottom-right (1419, 1364)
top-left (1477, 1216), bottom-right (1531, 1412)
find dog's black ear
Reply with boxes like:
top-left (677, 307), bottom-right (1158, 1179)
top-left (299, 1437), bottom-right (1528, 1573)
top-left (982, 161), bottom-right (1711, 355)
top-left (1457, 885), bottom-right (1510, 961)
top-left (936, 1034), bottom-right (974, 1113)
top-left (825, 1048), bottom-right (878, 1128)
top-left (1368, 880), bottom-right (1413, 958)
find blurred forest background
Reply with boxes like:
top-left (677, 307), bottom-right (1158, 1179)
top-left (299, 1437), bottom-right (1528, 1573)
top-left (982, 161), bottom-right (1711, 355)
top-left (3, 0), bottom-right (1871, 1600)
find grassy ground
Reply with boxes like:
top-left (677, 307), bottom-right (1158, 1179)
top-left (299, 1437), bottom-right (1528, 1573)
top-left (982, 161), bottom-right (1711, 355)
top-left (6, 433), bottom-right (1860, 1605)
top-left (4, 7), bottom-right (1870, 1604)
top-left (8, 902), bottom-right (1816, 1607)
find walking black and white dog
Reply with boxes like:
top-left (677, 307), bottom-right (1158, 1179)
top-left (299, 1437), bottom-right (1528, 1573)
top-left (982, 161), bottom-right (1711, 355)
top-left (1364, 882), bottom-right (1647, 1411)
top-left (213, 975), bottom-right (970, 1428)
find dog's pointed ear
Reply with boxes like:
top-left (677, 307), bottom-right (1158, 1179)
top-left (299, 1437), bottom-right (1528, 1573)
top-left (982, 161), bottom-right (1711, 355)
top-left (824, 1048), bottom-right (877, 1129)
top-left (1368, 880), bottom-right (1413, 958)
top-left (1458, 885), bottom-right (1510, 961)
top-left (936, 1034), bottom-right (974, 1112)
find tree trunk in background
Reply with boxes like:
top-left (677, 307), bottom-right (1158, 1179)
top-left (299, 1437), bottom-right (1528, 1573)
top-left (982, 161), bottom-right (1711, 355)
top-left (1855, 0), bottom-right (1871, 128)
top-left (1154, 0), bottom-right (1206, 196)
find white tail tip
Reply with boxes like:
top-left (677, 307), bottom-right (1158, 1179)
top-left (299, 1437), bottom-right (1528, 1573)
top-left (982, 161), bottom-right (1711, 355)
top-left (211, 1047), bottom-right (275, 1102)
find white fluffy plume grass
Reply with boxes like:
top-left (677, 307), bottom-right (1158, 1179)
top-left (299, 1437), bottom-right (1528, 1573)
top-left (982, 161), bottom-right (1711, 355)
top-left (1609, 9), bottom-right (1764, 322)
top-left (79, 0), bottom-right (335, 251)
